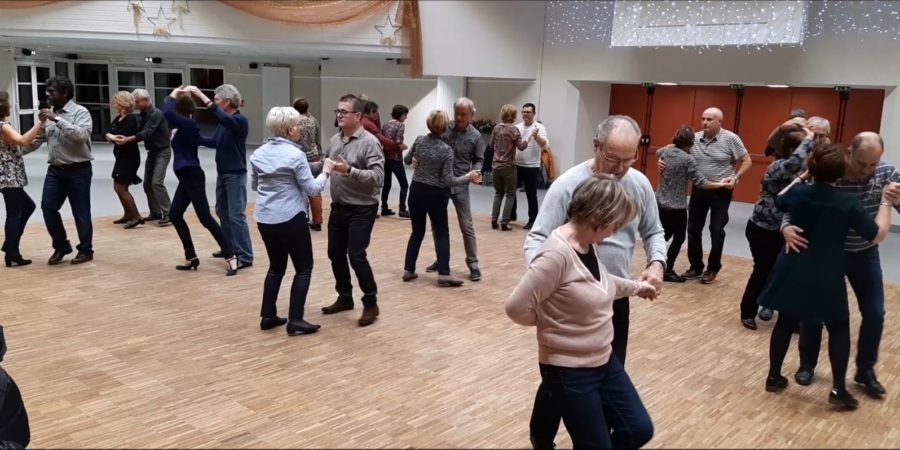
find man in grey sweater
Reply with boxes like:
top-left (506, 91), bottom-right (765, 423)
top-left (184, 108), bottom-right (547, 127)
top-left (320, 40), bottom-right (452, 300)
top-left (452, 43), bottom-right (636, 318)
top-left (523, 115), bottom-right (666, 448)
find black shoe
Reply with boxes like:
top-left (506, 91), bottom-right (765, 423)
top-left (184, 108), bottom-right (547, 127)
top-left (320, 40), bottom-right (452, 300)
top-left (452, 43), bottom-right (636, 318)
top-left (381, 209), bottom-right (396, 216)
top-left (158, 215), bottom-right (172, 227)
top-left (501, 223), bottom-right (512, 231)
top-left (795, 366), bottom-right (815, 386)
top-left (113, 216), bottom-right (129, 224)
top-left (682, 268), bottom-right (703, 280)
top-left (71, 252), bottom-right (93, 265)
top-left (309, 223), bottom-right (322, 231)
top-left (142, 214), bottom-right (162, 222)
top-left (176, 257), bottom-right (199, 271)
top-left (530, 435), bottom-right (556, 450)
top-left (854, 370), bottom-right (886, 398)
top-left (437, 275), bottom-right (464, 287)
top-left (237, 260), bottom-right (253, 270)
top-left (402, 271), bottom-right (418, 282)
top-left (491, 220), bottom-right (499, 230)
top-left (741, 318), bottom-right (758, 330)
top-left (425, 262), bottom-right (438, 273)
top-left (322, 298), bottom-right (354, 314)
top-left (398, 209), bottom-right (410, 218)
top-left (765, 375), bottom-right (789, 392)
top-left (123, 218), bottom-right (145, 229)
top-left (212, 250), bottom-right (225, 258)
top-left (758, 308), bottom-right (774, 321)
top-left (358, 305), bottom-right (379, 327)
top-left (225, 257), bottom-right (238, 276)
top-left (829, 389), bottom-right (859, 410)
top-left (523, 221), bottom-right (534, 230)
top-left (260, 316), bottom-right (287, 330)
top-left (468, 263), bottom-right (482, 282)
top-left (287, 319), bottom-right (321, 335)
top-left (48, 248), bottom-right (72, 265)
top-left (5, 254), bottom-right (32, 267)
top-left (663, 271), bottom-right (686, 283)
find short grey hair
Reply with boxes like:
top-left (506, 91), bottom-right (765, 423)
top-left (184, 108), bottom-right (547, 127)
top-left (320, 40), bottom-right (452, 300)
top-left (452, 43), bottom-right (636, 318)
top-left (596, 115), bottom-right (641, 146)
top-left (806, 116), bottom-right (831, 133)
top-left (214, 84), bottom-right (243, 109)
top-left (265, 106), bottom-right (301, 138)
top-left (454, 97), bottom-right (476, 114)
top-left (132, 89), bottom-right (151, 100)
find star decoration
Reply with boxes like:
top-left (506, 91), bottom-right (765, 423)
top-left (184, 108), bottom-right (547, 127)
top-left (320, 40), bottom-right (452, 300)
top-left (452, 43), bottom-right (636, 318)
top-left (375, 15), bottom-right (401, 46)
top-left (147, 5), bottom-right (177, 37)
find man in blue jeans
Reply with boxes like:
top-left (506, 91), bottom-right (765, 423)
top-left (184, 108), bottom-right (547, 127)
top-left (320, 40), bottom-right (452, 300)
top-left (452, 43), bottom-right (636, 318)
top-left (30, 75), bottom-right (94, 265)
top-left (784, 131), bottom-right (900, 398)
top-left (187, 85), bottom-right (253, 269)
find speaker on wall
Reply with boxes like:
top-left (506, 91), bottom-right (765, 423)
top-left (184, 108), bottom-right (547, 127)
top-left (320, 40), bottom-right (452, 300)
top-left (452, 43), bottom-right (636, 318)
top-left (249, 62), bottom-right (258, 69)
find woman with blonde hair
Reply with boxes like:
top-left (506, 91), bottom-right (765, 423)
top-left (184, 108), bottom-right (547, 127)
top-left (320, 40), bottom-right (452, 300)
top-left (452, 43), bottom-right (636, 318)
top-left (105, 91), bottom-right (143, 228)
top-left (0, 91), bottom-right (46, 267)
top-left (507, 175), bottom-right (656, 449)
top-left (491, 104), bottom-right (532, 230)
top-left (402, 110), bottom-right (480, 286)
top-left (250, 106), bottom-right (333, 336)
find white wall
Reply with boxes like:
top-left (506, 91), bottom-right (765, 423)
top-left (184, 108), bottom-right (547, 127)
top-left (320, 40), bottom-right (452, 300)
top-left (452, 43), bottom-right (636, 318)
top-left (420, 0), bottom-right (546, 79)
top-left (466, 79), bottom-right (539, 124)
top-left (0, 50), bottom-right (13, 100)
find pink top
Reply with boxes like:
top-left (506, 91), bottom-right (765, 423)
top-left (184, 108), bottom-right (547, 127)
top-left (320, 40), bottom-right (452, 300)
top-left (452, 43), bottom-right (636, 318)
top-left (506, 229), bottom-right (645, 368)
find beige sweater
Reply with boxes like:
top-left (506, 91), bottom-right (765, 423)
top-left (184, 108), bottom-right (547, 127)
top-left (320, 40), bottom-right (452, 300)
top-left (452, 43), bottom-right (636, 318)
top-left (506, 229), bottom-right (645, 368)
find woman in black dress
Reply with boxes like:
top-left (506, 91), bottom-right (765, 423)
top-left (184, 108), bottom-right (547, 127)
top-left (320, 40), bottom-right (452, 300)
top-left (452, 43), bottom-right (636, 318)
top-left (106, 91), bottom-right (143, 229)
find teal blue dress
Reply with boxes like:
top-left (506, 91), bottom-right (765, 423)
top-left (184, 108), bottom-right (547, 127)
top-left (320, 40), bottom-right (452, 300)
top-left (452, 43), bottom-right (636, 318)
top-left (758, 182), bottom-right (879, 322)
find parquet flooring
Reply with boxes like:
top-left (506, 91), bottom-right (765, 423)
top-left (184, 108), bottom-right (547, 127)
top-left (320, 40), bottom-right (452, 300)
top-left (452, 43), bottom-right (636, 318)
top-left (1, 204), bottom-right (898, 448)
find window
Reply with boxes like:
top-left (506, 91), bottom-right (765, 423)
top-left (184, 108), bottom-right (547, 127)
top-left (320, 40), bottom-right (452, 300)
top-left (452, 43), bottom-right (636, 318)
top-left (14, 64), bottom-right (50, 133)
top-left (153, 71), bottom-right (184, 109)
top-left (74, 63), bottom-right (111, 140)
top-left (116, 70), bottom-right (147, 92)
top-left (189, 67), bottom-right (225, 135)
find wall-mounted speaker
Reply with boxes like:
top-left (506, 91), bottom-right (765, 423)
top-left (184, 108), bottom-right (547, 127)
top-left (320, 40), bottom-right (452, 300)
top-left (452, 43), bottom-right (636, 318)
top-left (249, 62), bottom-right (258, 69)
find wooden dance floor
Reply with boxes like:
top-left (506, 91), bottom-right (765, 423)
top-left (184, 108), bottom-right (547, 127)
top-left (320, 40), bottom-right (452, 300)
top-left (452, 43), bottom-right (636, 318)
top-left (2, 206), bottom-right (898, 448)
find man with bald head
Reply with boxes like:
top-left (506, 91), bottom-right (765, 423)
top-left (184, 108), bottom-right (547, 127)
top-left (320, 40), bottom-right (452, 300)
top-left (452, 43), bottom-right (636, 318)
top-left (681, 107), bottom-right (752, 284)
top-left (523, 115), bottom-right (665, 449)
top-left (784, 131), bottom-right (900, 396)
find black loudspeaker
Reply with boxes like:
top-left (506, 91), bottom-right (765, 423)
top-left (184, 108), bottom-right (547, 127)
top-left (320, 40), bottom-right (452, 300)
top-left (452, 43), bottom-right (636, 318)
top-left (249, 62), bottom-right (258, 69)
top-left (65, 53), bottom-right (78, 60)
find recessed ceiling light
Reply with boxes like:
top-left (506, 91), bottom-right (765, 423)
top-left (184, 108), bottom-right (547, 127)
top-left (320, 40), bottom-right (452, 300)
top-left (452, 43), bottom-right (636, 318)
top-left (766, 84), bottom-right (790, 88)
top-left (656, 82), bottom-right (679, 86)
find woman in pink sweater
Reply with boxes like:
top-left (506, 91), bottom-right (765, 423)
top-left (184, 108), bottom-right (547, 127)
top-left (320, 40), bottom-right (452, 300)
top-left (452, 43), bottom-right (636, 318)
top-left (506, 175), bottom-right (657, 449)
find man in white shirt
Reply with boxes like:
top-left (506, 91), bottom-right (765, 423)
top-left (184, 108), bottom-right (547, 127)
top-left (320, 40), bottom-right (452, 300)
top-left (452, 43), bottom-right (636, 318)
top-left (513, 103), bottom-right (549, 230)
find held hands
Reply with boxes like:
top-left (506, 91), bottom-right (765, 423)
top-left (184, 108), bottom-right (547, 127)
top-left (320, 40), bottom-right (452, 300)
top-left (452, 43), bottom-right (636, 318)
top-left (411, 156), bottom-right (419, 169)
top-left (322, 158), bottom-right (336, 175)
top-left (639, 262), bottom-right (664, 293)
top-left (883, 182), bottom-right (900, 205)
top-left (465, 170), bottom-right (482, 184)
top-left (782, 225), bottom-right (808, 254)
top-left (38, 109), bottom-right (57, 122)
top-left (328, 156), bottom-right (351, 175)
top-left (635, 281), bottom-right (658, 300)
top-left (399, 143), bottom-right (408, 151)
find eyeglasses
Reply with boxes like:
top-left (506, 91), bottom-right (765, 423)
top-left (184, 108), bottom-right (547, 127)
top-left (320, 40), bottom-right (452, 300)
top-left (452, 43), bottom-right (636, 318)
top-left (599, 148), bottom-right (637, 166)
top-left (334, 109), bottom-right (359, 117)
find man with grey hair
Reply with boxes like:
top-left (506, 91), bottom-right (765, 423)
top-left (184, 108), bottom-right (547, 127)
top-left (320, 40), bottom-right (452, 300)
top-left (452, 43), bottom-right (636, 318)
top-left (785, 131), bottom-right (900, 397)
top-left (523, 115), bottom-right (665, 449)
top-left (423, 97), bottom-right (485, 281)
top-left (111, 89), bottom-right (172, 225)
top-left (186, 85), bottom-right (253, 269)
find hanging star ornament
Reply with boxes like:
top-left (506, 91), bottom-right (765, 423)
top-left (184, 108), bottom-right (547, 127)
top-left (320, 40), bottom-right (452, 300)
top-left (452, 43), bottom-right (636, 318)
top-left (147, 5), bottom-right (177, 37)
top-left (375, 15), bottom-right (401, 46)
top-left (171, 0), bottom-right (190, 31)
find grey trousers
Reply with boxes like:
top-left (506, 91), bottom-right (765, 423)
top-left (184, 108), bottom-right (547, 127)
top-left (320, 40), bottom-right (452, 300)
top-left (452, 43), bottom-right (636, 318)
top-left (492, 166), bottom-right (517, 224)
top-left (449, 185), bottom-right (478, 265)
top-left (144, 148), bottom-right (172, 216)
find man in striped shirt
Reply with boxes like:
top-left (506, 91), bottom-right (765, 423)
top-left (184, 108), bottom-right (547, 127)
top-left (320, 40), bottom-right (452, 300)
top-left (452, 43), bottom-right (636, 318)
top-left (784, 131), bottom-right (900, 397)
top-left (683, 107), bottom-right (752, 284)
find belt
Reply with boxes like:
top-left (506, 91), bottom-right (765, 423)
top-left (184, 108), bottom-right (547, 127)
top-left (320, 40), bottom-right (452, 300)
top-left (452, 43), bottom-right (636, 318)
top-left (49, 161), bottom-right (91, 170)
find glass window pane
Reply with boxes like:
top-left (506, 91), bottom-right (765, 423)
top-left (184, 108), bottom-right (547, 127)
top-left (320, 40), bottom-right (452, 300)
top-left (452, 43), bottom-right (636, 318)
top-left (19, 114), bottom-right (35, 132)
top-left (75, 63), bottom-right (109, 85)
top-left (189, 68), bottom-right (224, 90)
top-left (36, 67), bottom-right (50, 84)
top-left (154, 89), bottom-right (170, 110)
top-left (154, 72), bottom-right (183, 88)
top-left (55, 62), bottom-right (69, 77)
top-left (36, 85), bottom-right (48, 109)
top-left (75, 85), bottom-right (102, 103)
top-left (117, 71), bottom-right (146, 89)
top-left (17, 84), bottom-right (33, 110)
top-left (16, 66), bottom-right (31, 83)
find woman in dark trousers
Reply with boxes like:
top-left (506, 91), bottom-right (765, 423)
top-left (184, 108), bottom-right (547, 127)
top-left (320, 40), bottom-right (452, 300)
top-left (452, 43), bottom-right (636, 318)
top-left (106, 91), bottom-right (144, 229)
top-left (738, 120), bottom-right (809, 330)
top-left (250, 106), bottom-right (332, 336)
top-left (491, 104), bottom-right (531, 230)
top-left (402, 110), bottom-right (480, 286)
top-left (760, 143), bottom-right (893, 410)
top-left (164, 87), bottom-right (237, 276)
top-left (0, 325), bottom-right (30, 449)
top-left (0, 91), bottom-right (45, 267)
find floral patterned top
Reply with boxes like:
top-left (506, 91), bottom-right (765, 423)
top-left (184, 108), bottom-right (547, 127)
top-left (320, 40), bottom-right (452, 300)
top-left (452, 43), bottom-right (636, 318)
top-left (0, 121), bottom-right (28, 189)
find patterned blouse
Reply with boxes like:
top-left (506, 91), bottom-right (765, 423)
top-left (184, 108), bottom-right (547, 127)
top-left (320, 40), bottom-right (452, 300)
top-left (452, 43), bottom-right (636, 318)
top-left (750, 139), bottom-right (811, 231)
top-left (0, 121), bottom-right (28, 189)
top-left (491, 123), bottom-right (528, 170)
top-left (297, 114), bottom-right (321, 161)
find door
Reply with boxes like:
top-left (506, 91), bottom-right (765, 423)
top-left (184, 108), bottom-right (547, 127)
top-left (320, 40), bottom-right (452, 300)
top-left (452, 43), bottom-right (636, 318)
top-left (14, 64), bottom-right (51, 132)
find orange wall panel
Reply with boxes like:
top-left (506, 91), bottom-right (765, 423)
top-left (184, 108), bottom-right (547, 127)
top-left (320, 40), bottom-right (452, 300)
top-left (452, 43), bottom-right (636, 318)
top-left (790, 88), bottom-right (841, 139)
top-left (649, 85), bottom-right (696, 148)
top-left (738, 86), bottom-right (792, 155)
top-left (609, 84), bottom-right (648, 125)
top-left (839, 89), bottom-right (885, 146)
top-left (692, 86), bottom-right (737, 131)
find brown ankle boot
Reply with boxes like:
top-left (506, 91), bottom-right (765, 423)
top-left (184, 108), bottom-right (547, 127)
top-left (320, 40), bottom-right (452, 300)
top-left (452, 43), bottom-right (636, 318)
top-left (322, 298), bottom-right (354, 314)
top-left (358, 305), bottom-right (380, 326)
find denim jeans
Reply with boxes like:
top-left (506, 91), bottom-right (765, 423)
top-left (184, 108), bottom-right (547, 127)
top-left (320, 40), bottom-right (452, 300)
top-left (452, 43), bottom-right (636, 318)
top-left (404, 181), bottom-right (451, 275)
top-left (799, 246), bottom-right (885, 373)
top-left (687, 188), bottom-right (733, 272)
top-left (143, 147), bottom-right (172, 217)
top-left (215, 171), bottom-right (253, 264)
top-left (41, 164), bottom-right (93, 254)
top-left (530, 356), bottom-right (653, 450)
top-left (1, 188), bottom-right (36, 256)
top-left (327, 203), bottom-right (378, 306)
top-left (258, 211), bottom-right (313, 322)
top-left (381, 159), bottom-right (408, 212)
top-left (740, 221), bottom-right (784, 319)
top-left (171, 167), bottom-right (233, 260)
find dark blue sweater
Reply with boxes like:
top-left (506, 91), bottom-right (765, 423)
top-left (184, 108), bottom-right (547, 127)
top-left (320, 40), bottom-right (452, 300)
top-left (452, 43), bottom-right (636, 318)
top-left (199, 103), bottom-right (249, 174)
top-left (163, 97), bottom-right (200, 172)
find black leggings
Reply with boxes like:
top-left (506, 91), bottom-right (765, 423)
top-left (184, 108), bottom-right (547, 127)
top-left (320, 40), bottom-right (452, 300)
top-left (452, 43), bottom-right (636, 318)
top-left (658, 207), bottom-right (687, 271)
top-left (1, 188), bottom-right (35, 256)
top-left (768, 313), bottom-right (850, 390)
top-left (170, 167), bottom-right (233, 260)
